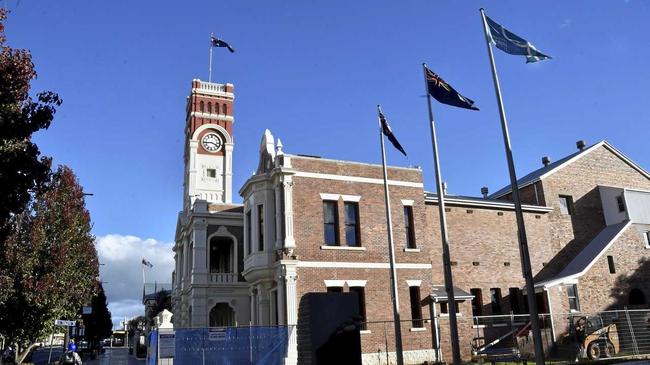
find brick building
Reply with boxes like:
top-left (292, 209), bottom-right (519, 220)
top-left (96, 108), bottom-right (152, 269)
top-left (172, 79), bottom-right (650, 364)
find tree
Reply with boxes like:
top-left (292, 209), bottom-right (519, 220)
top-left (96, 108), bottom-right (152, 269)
top-left (82, 283), bottom-right (113, 344)
top-left (0, 8), bottom-right (61, 244)
top-left (0, 166), bottom-right (99, 362)
top-left (126, 316), bottom-right (146, 339)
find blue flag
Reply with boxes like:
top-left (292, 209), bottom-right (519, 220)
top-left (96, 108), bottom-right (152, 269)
top-left (211, 35), bottom-right (235, 53)
top-left (378, 106), bottom-right (407, 157)
top-left (485, 15), bottom-right (551, 63)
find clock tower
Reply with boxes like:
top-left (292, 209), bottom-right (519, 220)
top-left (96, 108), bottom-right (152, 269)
top-left (183, 79), bottom-right (235, 209)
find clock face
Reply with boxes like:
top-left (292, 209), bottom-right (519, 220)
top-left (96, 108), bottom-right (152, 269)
top-left (201, 133), bottom-right (223, 153)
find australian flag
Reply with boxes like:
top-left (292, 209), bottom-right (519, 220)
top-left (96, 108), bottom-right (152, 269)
top-left (141, 258), bottom-right (153, 268)
top-left (485, 15), bottom-right (551, 63)
top-left (425, 67), bottom-right (479, 111)
top-left (210, 35), bottom-right (235, 53)
top-left (378, 106), bottom-right (407, 157)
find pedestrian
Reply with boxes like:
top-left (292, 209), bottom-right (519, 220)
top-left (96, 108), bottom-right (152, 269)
top-left (58, 341), bottom-right (82, 365)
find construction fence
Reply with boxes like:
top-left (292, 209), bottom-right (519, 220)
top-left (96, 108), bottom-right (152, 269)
top-left (147, 326), bottom-right (294, 365)
top-left (361, 309), bottom-right (650, 364)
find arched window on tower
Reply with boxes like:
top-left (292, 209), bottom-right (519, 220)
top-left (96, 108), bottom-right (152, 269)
top-left (209, 303), bottom-right (235, 327)
top-left (199, 101), bottom-right (204, 113)
top-left (207, 102), bottom-right (212, 114)
top-left (215, 103), bottom-right (220, 115)
top-left (223, 104), bottom-right (228, 115)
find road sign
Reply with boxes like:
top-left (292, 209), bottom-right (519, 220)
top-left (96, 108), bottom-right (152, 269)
top-left (54, 319), bottom-right (76, 327)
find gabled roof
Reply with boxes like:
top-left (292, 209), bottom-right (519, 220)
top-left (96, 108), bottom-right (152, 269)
top-left (490, 141), bottom-right (650, 199)
top-left (536, 220), bottom-right (631, 288)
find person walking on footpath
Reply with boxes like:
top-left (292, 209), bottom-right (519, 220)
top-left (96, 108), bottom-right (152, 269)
top-left (58, 341), bottom-right (82, 365)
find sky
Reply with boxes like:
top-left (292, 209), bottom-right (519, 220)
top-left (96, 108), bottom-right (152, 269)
top-left (6, 1), bottom-right (650, 327)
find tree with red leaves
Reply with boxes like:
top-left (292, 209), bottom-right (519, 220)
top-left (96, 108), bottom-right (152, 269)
top-left (1, 166), bottom-right (99, 362)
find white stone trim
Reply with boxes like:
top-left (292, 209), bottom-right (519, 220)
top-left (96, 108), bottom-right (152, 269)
top-left (406, 280), bottom-right (422, 287)
top-left (401, 199), bottom-right (415, 206)
top-left (346, 280), bottom-right (367, 287)
top-left (320, 245), bottom-right (366, 251)
top-left (298, 261), bottom-right (432, 269)
top-left (324, 280), bottom-right (345, 287)
top-left (319, 193), bottom-right (340, 201)
top-left (341, 195), bottom-right (361, 202)
top-left (360, 330), bottom-right (372, 335)
top-left (296, 171), bottom-right (423, 188)
top-left (404, 248), bottom-right (421, 253)
top-left (409, 327), bottom-right (426, 332)
top-left (191, 123), bottom-right (232, 144)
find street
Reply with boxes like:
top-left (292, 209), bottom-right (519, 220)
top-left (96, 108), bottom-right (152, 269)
top-left (28, 347), bottom-right (144, 365)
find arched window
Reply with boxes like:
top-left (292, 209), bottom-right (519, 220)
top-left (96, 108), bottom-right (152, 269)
top-left (629, 289), bottom-right (646, 306)
top-left (209, 303), bottom-right (235, 327)
top-left (215, 103), bottom-right (220, 115)
top-left (207, 102), bottom-right (212, 114)
top-left (199, 101), bottom-right (204, 112)
top-left (223, 104), bottom-right (228, 115)
top-left (209, 237), bottom-right (233, 273)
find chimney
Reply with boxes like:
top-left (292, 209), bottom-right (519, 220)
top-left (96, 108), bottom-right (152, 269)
top-left (481, 186), bottom-right (489, 199)
top-left (442, 182), bottom-right (448, 195)
top-left (542, 156), bottom-right (551, 166)
top-left (576, 140), bottom-right (586, 151)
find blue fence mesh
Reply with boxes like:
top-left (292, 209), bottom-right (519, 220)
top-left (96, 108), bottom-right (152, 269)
top-left (174, 326), bottom-right (290, 365)
top-left (148, 330), bottom-right (158, 365)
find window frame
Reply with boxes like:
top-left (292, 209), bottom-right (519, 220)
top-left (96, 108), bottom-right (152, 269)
top-left (323, 200), bottom-right (340, 246)
top-left (206, 168), bottom-right (217, 178)
top-left (490, 288), bottom-right (502, 315)
top-left (470, 288), bottom-right (483, 316)
top-left (566, 284), bottom-right (580, 312)
top-left (508, 288), bottom-right (522, 314)
top-left (257, 205), bottom-right (264, 252)
top-left (349, 286), bottom-right (367, 330)
top-left (344, 201), bottom-right (361, 247)
top-left (558, 195), bottom-right (574, 215)
top-left (644, 231), bottom-right (650, 249)
top-left (607, 255), bottom-right (616, 274)
top-left (616, 195), bottom-right (626, 213)
top-left (245, 210), bottom-right (252, 255)
top-left (409, 286), bottom-right (424, 328)
top-left (404, 205), bottom-right (416, 249)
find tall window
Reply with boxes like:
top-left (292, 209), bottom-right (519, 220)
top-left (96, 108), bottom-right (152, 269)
top-left (199, 101), bottom-right (204, 112)
top-left (470, 288), bottom-right (483, 316)
top-left (323, 201), bottom-right (339, 246)
top-left (404, 206), bottom-right (416, 249)
top-left (645, 231), bottom-right (650, 249)
top-left (207, 102), bottom-right (212, 114)
top-left (350, 287), bottom-right (367, 330)
top-left (409, 286), bottom-right (423, 328)
top-left (567, 284), bottom-right (580, 311)
top-left (509, 288), bottom-right (522, 314)
top-left (258, 205), bottom-right (264, 251)
top-left (559, 195), bottom-right (574, 215)
top-left (490, 288), bottom-right (502, 314)
top-left (617, 195), bottom-right (626, 212)
top-left (344, 202), bottom-right (360, 247)
top-left (246, 211), bottom-right (252, 255)
top-left (440, 301), bottom-right (460, 315)
top-left (215, 103), bottom-right (220, 115)
top-left (326, 286), bottom-right (343, 293)
top-left (607, 255), bottom-right (616, 274)
top-left (223, 104), bottom-right (228, 115)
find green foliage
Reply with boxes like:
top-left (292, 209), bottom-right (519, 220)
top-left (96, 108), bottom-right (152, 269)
top-left (83, 283), bottom-right (113, 342)
top-left (126, 316), bottom-right (147, 338)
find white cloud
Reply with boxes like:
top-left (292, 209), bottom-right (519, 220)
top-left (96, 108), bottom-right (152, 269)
top-left (95, 234), bottom-right (174, 328)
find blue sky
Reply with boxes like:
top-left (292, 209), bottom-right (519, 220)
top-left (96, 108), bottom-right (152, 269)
top-left (6, 1), bottom-right (650, 322)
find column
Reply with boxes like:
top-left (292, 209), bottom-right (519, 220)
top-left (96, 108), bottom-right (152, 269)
top-left (191, 220), bottom-right (208, 285)
top-left (274, 184), bottom-right (283, 250)
top-left (276, 267), bottom-right (287, 325)
top-left (224, 143), bottom-right (234, 203)
top-left (282, 264), bottom-right (298, 365)
top-left (282, 178), bottom-right (296, 252)
top-left (188, 140), bottom-right (198, 206)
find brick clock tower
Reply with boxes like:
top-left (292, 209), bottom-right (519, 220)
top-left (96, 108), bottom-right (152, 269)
top-left (183, 79), bottom-right (235, 209)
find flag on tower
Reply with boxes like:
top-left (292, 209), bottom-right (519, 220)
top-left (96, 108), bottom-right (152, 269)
top-left (210, 35), bottom-right (235, 53)
top-left (484, 15), bottom-right (551, 63)
top-left (425, 67), bottom-right (479, 111)
top-left (141, 258), bottom-right (153, 268)
top-left (378, 106), bottom-right (407, 157)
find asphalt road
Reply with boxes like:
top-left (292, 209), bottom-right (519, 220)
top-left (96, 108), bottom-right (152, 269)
top-left (28, 347), bottom-right (144, 365)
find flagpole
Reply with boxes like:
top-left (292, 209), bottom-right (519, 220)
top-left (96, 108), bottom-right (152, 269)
top-left (377, 105), bottom-right (404, 365)
top-left (479, 8), bottom-right (545, 365)
top-left (209, 33), bottom-right (214, 83)
top-left (421, 63), bottom-right (461, 365)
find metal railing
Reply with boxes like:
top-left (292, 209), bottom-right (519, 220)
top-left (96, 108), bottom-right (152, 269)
top-left (209, 273), bottom-right (238, 283)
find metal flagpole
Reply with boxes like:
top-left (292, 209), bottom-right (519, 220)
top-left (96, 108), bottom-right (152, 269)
top-left (421, 63), bottom-right (461, 365)
top-left (208, 33), bottom-right (214, 83)
top-left (377, 106), bottom-right (404, 365)
top-left (479, 8), bottom-right (546, 365)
